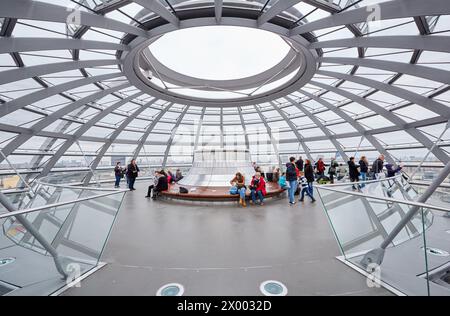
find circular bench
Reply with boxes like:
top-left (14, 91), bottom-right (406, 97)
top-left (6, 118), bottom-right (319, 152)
top-left (160, 183), bottom-right (285, 202)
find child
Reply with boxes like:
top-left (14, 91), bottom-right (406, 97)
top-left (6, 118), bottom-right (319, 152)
top-left (299, 174), bottom-right (316, 203)
top-left (278, 172), bottom-right (287, 190)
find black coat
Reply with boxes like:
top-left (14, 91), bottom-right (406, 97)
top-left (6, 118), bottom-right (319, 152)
top-left (126, 164), bottom-right (140, 178)
top-left (348, 161), bottom-right (360, 178)
top-left (359, 160), bottom-right (369, 173)
top-left (372, 159), bottom-right (384, 173)
top-left (304, 164), bottom-right (315, 183)
top-left (155, 176), bottom-right (168, 191)
top-left (295, 159), bottom-right (304, 172)
top-left (286, 162), bottom-right (298, 181)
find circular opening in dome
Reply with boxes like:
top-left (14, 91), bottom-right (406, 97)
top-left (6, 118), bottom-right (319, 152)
top-left (148, 26), bottom-right (291, 81)
top-left (0, 257), bottom-right (15, 268)
top-left (156, 283), bottom-right (185, 296)
top-left (260, 280), bottom-right (288, 296)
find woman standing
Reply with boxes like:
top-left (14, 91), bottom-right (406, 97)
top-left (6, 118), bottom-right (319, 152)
top-left (359, 156), bottom-right (369, 188)
top-left (126, 159), bottom-right (140, 191)
top-left (304, 160), bottom-right (315, 200)
top-left (286, 157), bottom-right (298, 205)
top-left (230, 172), bottom-right (247, 207)
top-left (114, 162), bottom-right (123, 188)
top-left (250, 172), bottom-right (266, 206)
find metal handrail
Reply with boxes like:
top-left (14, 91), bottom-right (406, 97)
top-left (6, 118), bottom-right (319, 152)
top-left (0, 190), bottom-right (125, 219)
top-left (318, 174), bottom-right (404, 187)
top-left (317, 185), bottom-right (450, 214)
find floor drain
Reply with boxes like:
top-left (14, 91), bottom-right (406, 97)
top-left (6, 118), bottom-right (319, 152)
top-left (260, 280), bottom-right (288, 296)
top-left (422, 247), bottom-right (449, 257)
top-left (156, 283), bottom-right (184, 296)
top-left (0, 258), bottom-right (15, 267)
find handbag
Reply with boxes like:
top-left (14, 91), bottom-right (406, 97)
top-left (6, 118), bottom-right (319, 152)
top-left (179, 187), bottom-right (189, 194)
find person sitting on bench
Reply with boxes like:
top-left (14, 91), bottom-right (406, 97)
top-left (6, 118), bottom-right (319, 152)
top-left (145, 170), bottom-right (168, 199)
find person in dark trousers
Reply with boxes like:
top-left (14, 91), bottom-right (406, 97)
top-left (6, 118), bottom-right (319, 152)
top-left (114, 162), bottom-right (123, 188)
top-left (372, 154), bottom-right (385, 179)
top-left (250, 172), bottom-right (266, 206)
top-left (316, 158), bottom-right (325, 181)
top-left (296, 156), bottom-right (304, 172)
top-left (328, 157), bottom-right (339, 184)
top-left (299, 173), bottom-right (316, 203)
top-left (146, 170), bottom-right (168, 199)
top-left (175, 169), bottom-right (183, 182)
top-left (359, 156), bottom-right (369, 188)
top-left (304, 160), bottom-right (315, 199)
top-left (126, 159), bottom-right (140, 191)
top-left (286, 157), bottom-right (298, 205)
top-left (348, 157), bottom-right (360, 190)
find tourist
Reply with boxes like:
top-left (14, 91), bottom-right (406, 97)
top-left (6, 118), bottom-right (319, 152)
top-left (348, 157), bottom-right (360, 190)
top-left (250, 172), bottom-right (266, 206)
top-left (230, 172), bottom-right (247, 207)
top-left (126, 159), bottom-right (139, 191)
top-left (304, 160), bottom-right (315, 200)
top-left (386, 163), bottom-right (403, 178)
top-left (145, 171), bottom-right (163, 199)
top-left (328, 157), bottom-right (339, 184)
top-left (299, 173), bottom-right (316, 203)
top-left (286, 157), bottom-right (298, 205)
top-left (167, 170), bottom-right (175, 184)
top-left (278, 172), bottom-right (287, 190)
top-left (315, 157), bottom-right (325, 180)
top-left (372, 154), bottom-right (385, 179)
top-left (272, 167), bottom-right (280, 183)
top-left (114, 162), bottom-right (124, 188)
top-left (175, 169), bottom-right (183, 182)
top-left (296, 156), bottom-right (304, 172)
top-left (359, 156), bottom-right (369, 188)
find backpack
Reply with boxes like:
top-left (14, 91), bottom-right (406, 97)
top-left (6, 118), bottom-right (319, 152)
top-left (179, 187), bottom-right (189, 194)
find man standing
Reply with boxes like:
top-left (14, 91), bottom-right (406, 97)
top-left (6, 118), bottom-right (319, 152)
top-left (286, 157), bottom-right (298, 205)
top-left (372, 154), bottom-right (385, 179)
top-left (295, 156), bottom-right (304, 172)
top-left (126, 159), bottom-right (140, 191)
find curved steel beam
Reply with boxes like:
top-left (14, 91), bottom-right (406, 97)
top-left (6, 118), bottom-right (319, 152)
top-left (284, 95), bottom-right (349, 161)
top-left (0, 59), bottom-right (121, 86)
top-left (0, 38), bottom-right (129, 54)
top-left (308, 80), bottom-right (450, 164)
top-left (290, 0), bottom-right (450, 36)
top-left (269, 102), bottom-right (314, 162)
top-left (254, 105), bottom-right (283, 167)
top-left (316, 70), bottom-right (450, 118)
top-left (39, 92), bottom-right (144, 177)
top-left (162, 106), bottom-right (190, 168)
top-left (132, 0), bottom-right (180, 27)
top-left (0, 72), bottom-right (123, 117)
top-left (0, 0), bottom-right (148, 37)
top-left (258, 0), bottom-right (303, 26)
top-left (319, 57), bottom-right (450, 85)
top-left (0, 83), bottom-right (131, 164)
top-left (298, 88), bottom-right (397, 165)
top-left (309, 36), bottom-right (450, 53)
top-left (133, 103), bottom-right (174, 160)
top-left (84, 98), bottom-right (159, 185)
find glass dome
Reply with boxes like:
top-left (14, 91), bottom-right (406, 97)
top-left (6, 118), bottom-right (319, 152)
top-left (0, 0), bottom-right (449, 186)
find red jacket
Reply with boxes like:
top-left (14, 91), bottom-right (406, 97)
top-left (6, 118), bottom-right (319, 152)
top-left (317, 160), bottom-right (325, 173)
top-left (251, 176), bottom-right (267, 196)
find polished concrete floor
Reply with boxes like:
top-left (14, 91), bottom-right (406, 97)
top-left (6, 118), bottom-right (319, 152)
top-left (64, 181), bottom-right (391, 296)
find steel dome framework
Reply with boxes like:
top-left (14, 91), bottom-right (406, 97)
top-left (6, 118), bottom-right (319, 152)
top-left (0, 0), bottom-right (449, 184)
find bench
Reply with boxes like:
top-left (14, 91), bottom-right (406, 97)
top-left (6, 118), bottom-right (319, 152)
top-left (160, 183), bottom-right (286, 202)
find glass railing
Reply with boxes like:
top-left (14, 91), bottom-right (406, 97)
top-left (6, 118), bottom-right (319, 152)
top-left (0, 175), bottom-right (126, 296)
top-left (317, 176), bottom-right (450, 296)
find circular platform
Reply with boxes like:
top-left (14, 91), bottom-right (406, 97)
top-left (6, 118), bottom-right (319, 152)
top-left (161, 182), bottom-right (285, 202)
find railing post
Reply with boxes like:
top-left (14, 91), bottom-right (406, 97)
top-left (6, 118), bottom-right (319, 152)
top-left (0, 192), bottom-right (69, 279)
top-left (361, 161), bottom-right (450, 267)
